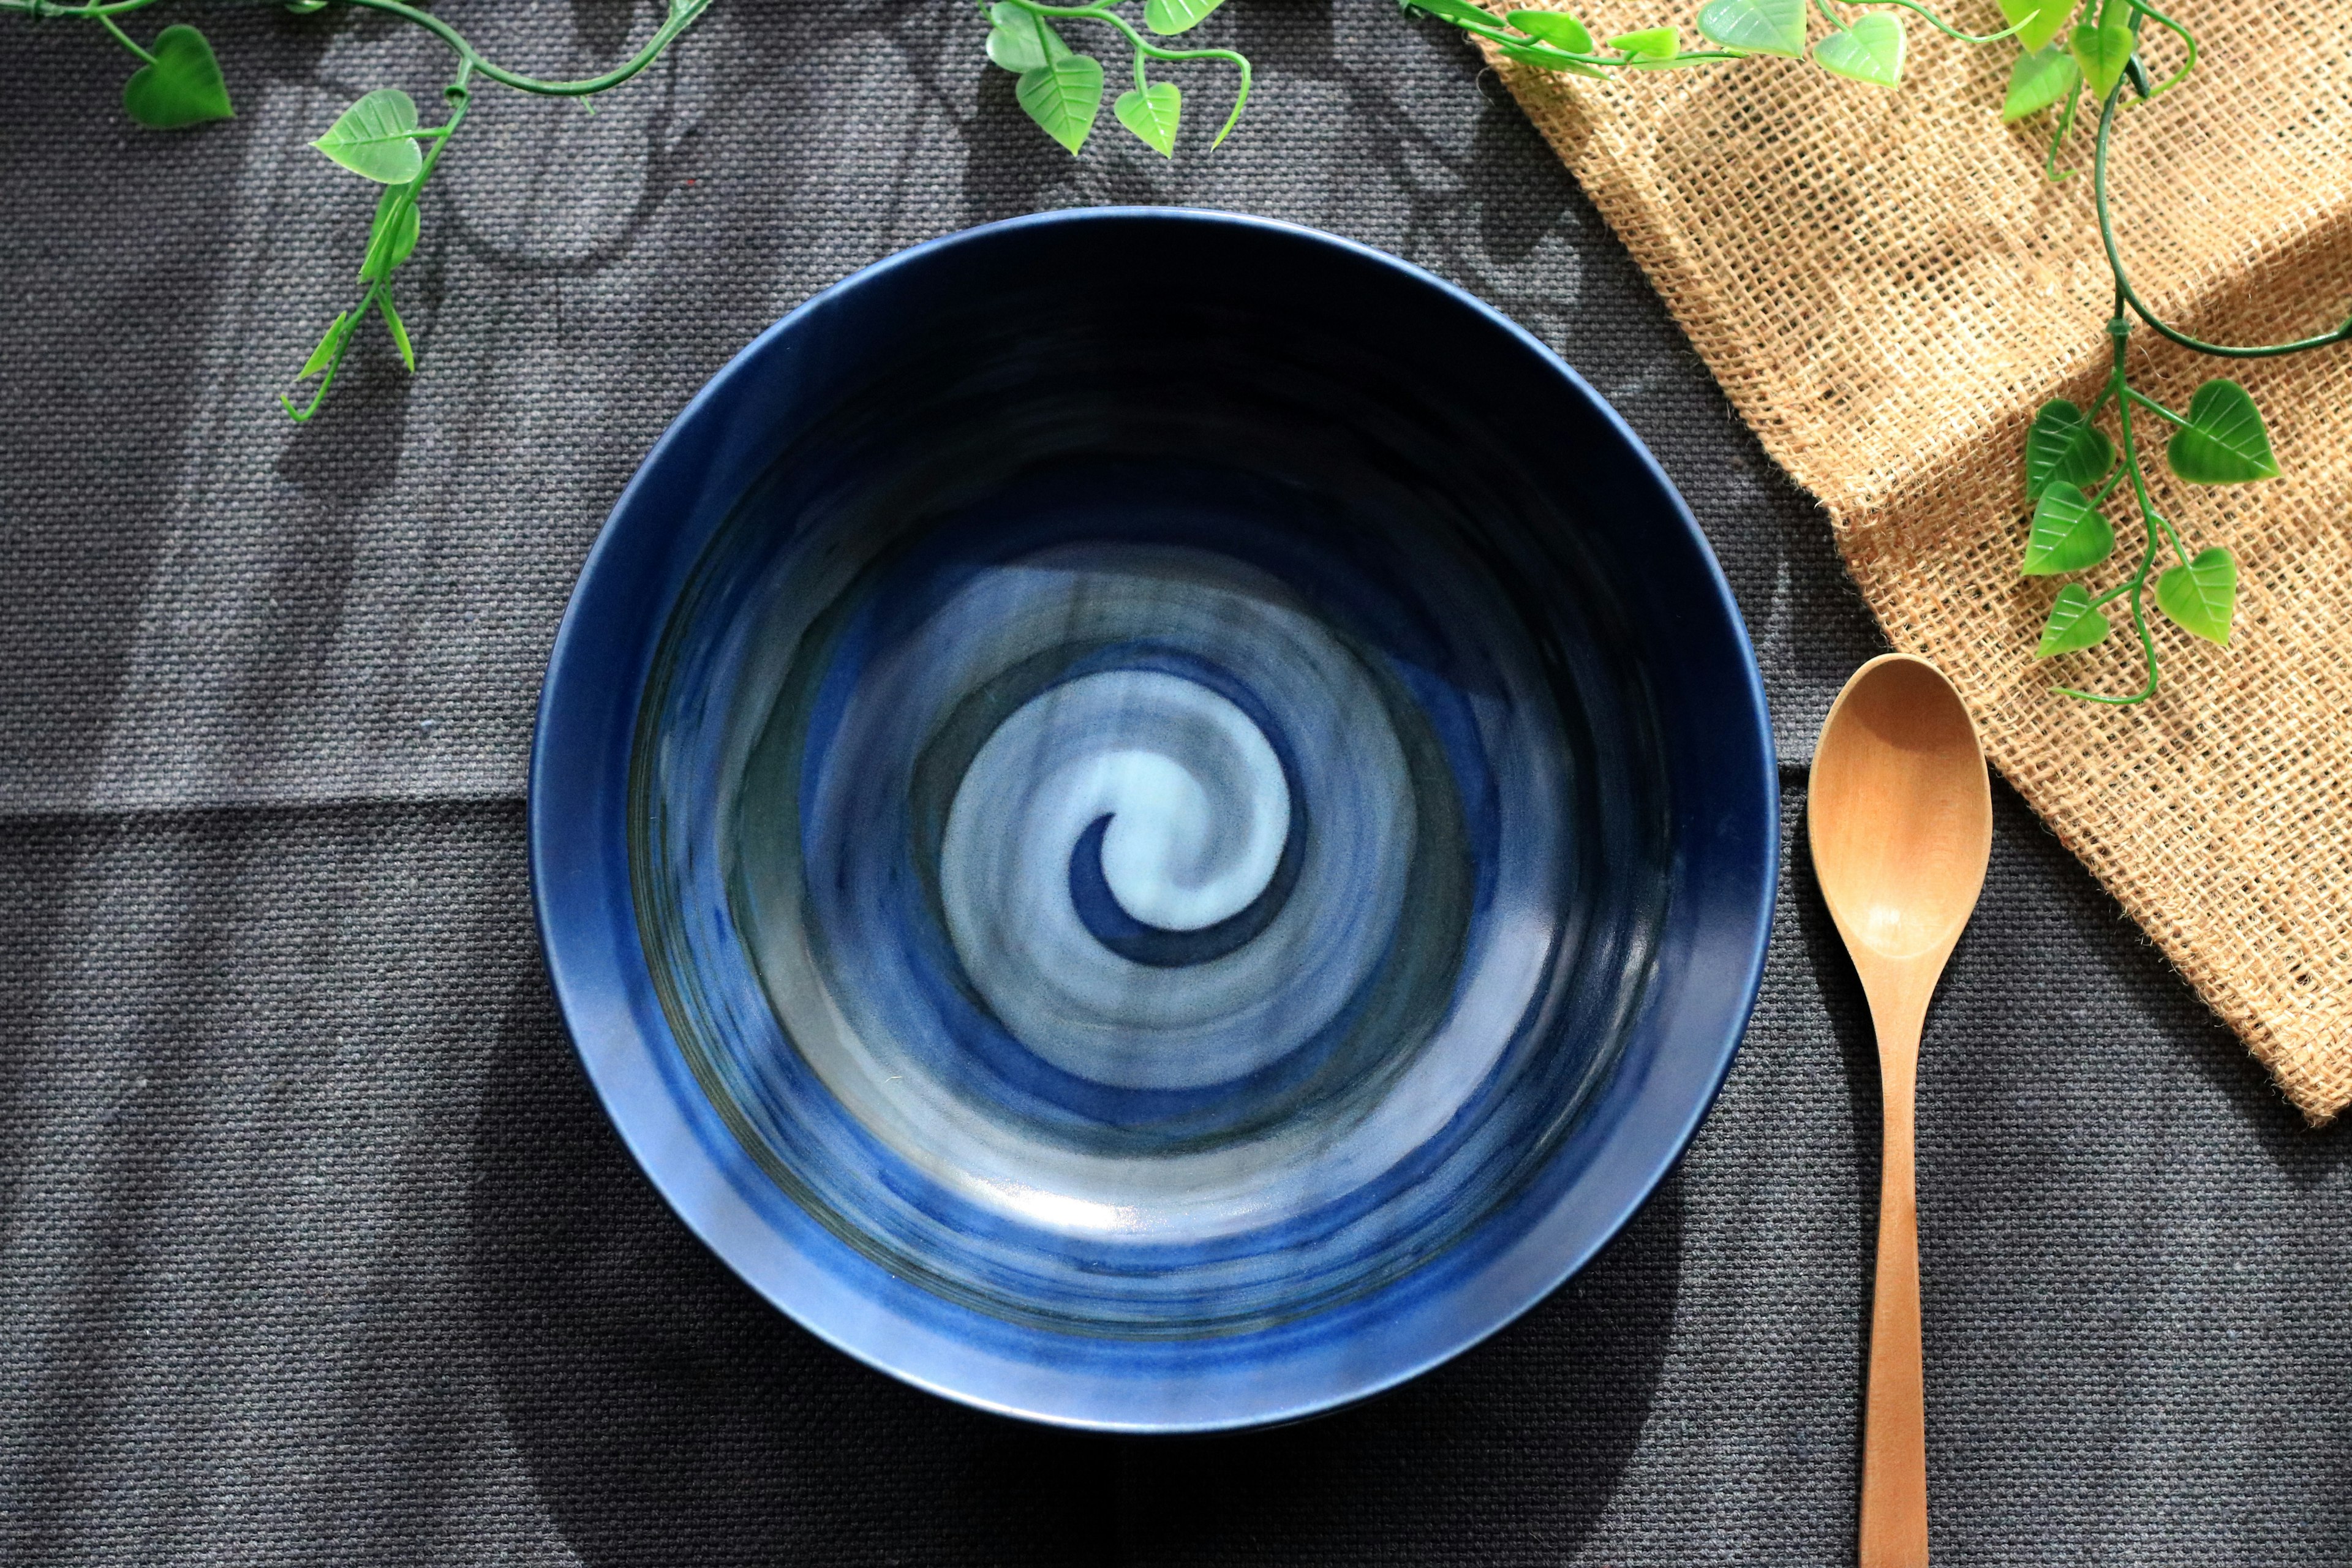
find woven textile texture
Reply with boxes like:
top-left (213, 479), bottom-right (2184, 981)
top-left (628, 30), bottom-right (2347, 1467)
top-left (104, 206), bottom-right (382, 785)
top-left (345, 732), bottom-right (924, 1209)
top-left (4, 2), bottom-right (2348, 1563)
top-left (1489, 0), bottom-right (2352, 1120)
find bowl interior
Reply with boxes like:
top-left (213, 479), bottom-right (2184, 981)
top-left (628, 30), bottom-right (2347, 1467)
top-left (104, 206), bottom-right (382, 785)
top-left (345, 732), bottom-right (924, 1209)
top-left (533, 211), bottom-right (1776, 1430)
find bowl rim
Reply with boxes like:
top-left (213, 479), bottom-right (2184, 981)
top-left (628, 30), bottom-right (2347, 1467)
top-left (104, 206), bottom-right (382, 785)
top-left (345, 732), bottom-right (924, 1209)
top-left (528, 205), bottom-right (1778, 1433)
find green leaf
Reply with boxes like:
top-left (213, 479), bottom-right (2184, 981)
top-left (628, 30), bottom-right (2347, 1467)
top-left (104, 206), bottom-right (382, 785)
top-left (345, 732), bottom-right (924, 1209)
top-left (985, 4), bottom-right (1070, 72)
top-left (1506, 10), bottom-right (1595, 51)
top-left (2034, 583), bottom-right (2111, 657)
top-left (1404, 0), bottom-right (1510, 31)
top-left (1813, 13), bottom-right (1904, 88)
top-left (1607, 25), bottom-right (1679, 56)
top-left (122, 24), bottom-right (235, 129)
top-left (2068, 20), bottom-right (2134, 102)
top-left (2165, 379), bottom-right (2280, 484)
top-left (2019, 481), bottom-right (2116, 575)
top-left (1997, 0), bottom-right (2072, 55)
top-left (285, 0), bottom-right (328, 12)
top-left (298, 312), bottom-right (350, 379)
top-left (1497, 39), bottom-right (1607, 75)
top-left (2002, 44), bottom-right (2079, 121)
top-left (2155, 548), bottom-right (2237, 644)
top-left (2024, 398), bottom-right (2114, 498)
top-left (1114, 81), bottom-right (1183, 156)
top-left (1695, 0), bottom-right (1807, 59)
top-left (1016, 55), bottom-right (1104, 154)
top-left (312, 88), bottom-right (426, 184)
top-left (1144, 0), bottom-right (1227, 34)
top-left (379, 291), bottom-right (416, 373)
top-left (360, 184), bottom-right (421, 282)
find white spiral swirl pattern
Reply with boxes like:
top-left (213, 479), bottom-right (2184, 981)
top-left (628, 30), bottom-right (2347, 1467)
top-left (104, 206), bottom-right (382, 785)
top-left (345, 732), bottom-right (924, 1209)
top-left (941, 652), bottom-right (1409, 1091)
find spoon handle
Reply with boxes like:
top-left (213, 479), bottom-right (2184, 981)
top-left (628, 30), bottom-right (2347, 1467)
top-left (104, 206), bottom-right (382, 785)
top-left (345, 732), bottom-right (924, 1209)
top-left (1860, 1039), bottom-right (1927, 1568)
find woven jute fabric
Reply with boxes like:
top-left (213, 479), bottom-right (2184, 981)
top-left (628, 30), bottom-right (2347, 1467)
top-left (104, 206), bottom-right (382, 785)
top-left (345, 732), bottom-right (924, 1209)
top-left (1487, 0), bottom-right (2352, 1121)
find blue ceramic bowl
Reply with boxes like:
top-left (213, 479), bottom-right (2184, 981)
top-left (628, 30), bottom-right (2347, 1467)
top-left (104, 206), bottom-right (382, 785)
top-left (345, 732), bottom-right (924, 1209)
top-left (530, 209), bottom-right (1775, 1433)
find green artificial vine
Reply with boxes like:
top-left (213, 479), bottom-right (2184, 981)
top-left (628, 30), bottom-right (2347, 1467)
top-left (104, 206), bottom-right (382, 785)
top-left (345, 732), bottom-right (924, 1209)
top-left (981, 0), bottom-right (2350, 706)
top-left (12, 1), bottom-right (2345, 704)
top-left (6, 0), bottom-right (714, 421)
top-left (978, 0), bottom-right (1252, 156)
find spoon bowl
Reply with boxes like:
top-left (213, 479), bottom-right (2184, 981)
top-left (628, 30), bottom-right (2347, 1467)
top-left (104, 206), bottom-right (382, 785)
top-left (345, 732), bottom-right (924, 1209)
top-left (1809, 652), bottom-right (1991, 1568)
top-left (1812, 655), bottom-right (1993, 962)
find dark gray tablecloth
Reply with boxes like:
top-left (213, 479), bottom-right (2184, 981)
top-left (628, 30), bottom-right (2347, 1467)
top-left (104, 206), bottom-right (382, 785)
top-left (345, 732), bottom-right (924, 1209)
top-left (4, 4), bottom-right (2346, 1563)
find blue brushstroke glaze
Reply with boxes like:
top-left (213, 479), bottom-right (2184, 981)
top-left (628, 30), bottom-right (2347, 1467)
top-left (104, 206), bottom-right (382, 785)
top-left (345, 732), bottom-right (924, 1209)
top-left (528, 209), bottom-right (1778, 1432)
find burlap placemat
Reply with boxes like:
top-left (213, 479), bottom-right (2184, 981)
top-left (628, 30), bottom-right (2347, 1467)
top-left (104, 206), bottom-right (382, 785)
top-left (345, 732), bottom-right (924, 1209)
top-left (1480, 0), bottom-right (2352, 1122)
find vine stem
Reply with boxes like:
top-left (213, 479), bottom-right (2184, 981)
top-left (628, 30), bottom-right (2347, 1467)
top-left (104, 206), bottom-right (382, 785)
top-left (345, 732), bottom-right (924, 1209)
top-left (3, 0), bottom-right (167, 17)
top-left (93, 9), bottom-right (150, 61)
top-left (2113, 353), bottom-right (2187, 565)
top-left (1399, 1), bottom-right (1738, 72)
top-left (2045, 81), bottom-right (2081, 181)
top-left (2125, 0), bottom-right (2196, 99)
top-left (2053, 575), bottom-right (2160, 705)
top-left (281, 62), bottom-right (475, 421)
top-left (6, 0), bottom-right (714, 97)
top-left (2093, 69), bottom-right (2352, 359)
top-left (2056, 303), bottom-right (2165, 704)
top-left (1875, 0), bottom-right (2031, 45)
top-left (341, 0), bottom-right (710, 96)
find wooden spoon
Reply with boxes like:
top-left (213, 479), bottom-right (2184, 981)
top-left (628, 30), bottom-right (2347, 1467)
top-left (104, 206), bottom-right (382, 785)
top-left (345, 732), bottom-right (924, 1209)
top-left (1808, 654), bottom-right (1992, 1568)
